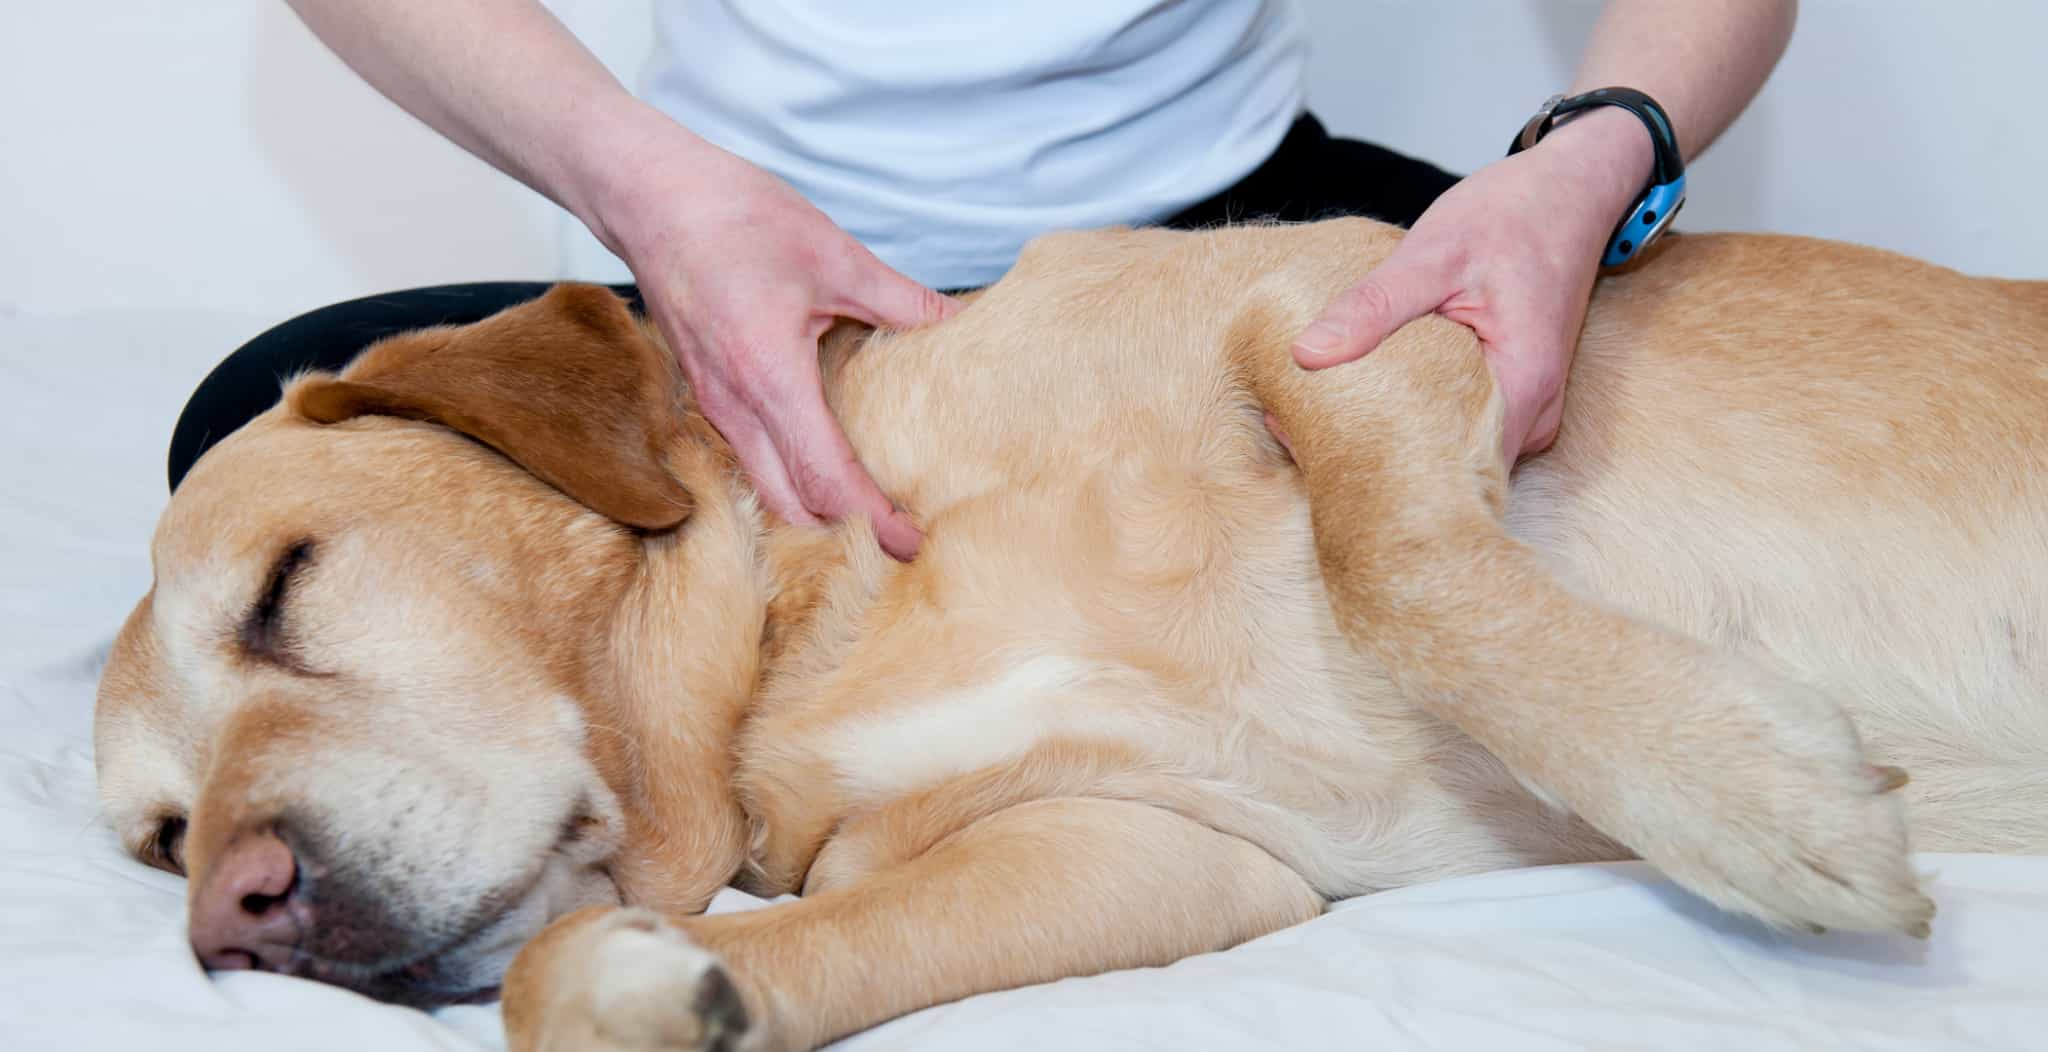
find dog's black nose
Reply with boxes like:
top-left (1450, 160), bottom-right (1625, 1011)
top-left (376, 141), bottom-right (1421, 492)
top-left (189, 828), bottom-right (304, 972)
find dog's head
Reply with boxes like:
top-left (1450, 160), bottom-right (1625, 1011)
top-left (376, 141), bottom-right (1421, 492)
top-left (94, 285), bottom-right (759, 1006)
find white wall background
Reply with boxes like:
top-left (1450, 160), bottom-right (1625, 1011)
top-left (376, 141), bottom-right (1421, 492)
top-left (4, 0), bottom-right (2045, 325)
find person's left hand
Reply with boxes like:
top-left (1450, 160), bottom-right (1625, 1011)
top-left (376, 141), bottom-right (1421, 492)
top-left (1290, 109), bottom-right (1653, 461)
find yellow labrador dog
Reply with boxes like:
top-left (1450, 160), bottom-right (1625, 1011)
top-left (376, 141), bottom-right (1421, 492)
top-left (96, 218), bottom-right (2047, 1052)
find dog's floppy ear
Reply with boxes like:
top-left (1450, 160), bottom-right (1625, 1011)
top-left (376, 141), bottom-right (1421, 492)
top-left (290, 283), bottom-right (694, 530)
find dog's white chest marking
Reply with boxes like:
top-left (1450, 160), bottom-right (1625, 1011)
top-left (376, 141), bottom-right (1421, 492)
top-left (825, 655), bottom-right (1139, 799)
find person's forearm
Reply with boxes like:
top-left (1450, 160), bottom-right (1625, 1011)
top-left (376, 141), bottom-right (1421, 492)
top-left (1571, 0), bottom-right (1797, 162)
top-left (285, 0), bottom-right (697, 248)
top-left (1540, 0), bottom-right (1798, 212)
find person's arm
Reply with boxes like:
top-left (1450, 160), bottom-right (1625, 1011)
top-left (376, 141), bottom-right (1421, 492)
top-left (286, 0), bottom-right (952, 559)
top-left (1539, 0), bottom-right (1799, 221)
top-left (1291, 0), bottom-right (1797, 460)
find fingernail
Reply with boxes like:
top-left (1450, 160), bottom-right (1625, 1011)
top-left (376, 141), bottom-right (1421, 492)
top-left (1295, 320), bottom-right (1348, 355)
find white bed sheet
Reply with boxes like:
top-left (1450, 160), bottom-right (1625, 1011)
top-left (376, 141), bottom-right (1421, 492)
top-left (4, 310), bottom-right (2043, 1050)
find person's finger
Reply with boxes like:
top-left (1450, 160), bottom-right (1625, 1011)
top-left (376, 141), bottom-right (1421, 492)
top-left (650, 311), bottom-right (821, 527)
top-left (708, 392), bottom-right (820, 528)
top-left (784, 423), bottom-right (925, 561)
top-left (1292, 256), bottom-right (1450, 370)
top-left (1480, 334), bottom-right (1565, 463)
top-left (753, 363), bottom-right (925, 561)
top-left (835, 250), bottom-right (963, 332)
top-left (1522, 396), bottom-right (1564, 456)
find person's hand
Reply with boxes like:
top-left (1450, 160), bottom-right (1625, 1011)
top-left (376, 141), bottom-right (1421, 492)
top-left (1291, 109), bottom-right (1654, 461)
top-left (600, 139), bottom-right (960, 561)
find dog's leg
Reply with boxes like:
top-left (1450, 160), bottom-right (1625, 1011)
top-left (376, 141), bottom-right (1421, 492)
top-left (501, 797), bottom-right (1323, 1052)
top-left (1227, 299), bottom-right (1931, 935)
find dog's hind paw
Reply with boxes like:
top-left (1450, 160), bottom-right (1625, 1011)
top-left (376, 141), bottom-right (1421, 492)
top-left (1602, 673), bottom-right (1935, 936)
top-left (1677, 784), bottom-right (1933, 938)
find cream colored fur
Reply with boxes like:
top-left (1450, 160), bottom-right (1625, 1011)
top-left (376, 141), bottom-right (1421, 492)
top-left (94, 219), bottom-right (2048, 1052)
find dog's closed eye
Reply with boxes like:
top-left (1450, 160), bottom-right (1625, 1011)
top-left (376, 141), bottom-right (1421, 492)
top-left (145, 814), bottom-right (186, 875)
top-left (240, 539), bottom-right (314, 665)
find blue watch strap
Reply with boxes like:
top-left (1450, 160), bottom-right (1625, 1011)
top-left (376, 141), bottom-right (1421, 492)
top-left (1603, 174), bottom-right (1686, 267)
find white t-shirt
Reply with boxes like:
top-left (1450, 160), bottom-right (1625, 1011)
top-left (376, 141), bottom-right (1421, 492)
top-left (641, 1), bottom-right (1308, 290)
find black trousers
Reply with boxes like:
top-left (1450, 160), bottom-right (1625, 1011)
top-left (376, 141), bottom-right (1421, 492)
top-left (166, 114), bottom-right (1459, 490)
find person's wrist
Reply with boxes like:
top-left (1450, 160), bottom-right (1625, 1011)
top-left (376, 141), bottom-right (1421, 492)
top-left (1538, 105), bottom-right (1658, 218)
top-left (555, 98), bottom-right (718, 262)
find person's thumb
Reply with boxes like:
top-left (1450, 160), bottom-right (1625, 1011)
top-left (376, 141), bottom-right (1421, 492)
top-left (1291, 260), bottom-right (1448, 370)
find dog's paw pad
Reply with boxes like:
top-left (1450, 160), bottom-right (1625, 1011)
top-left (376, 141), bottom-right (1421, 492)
top-left (689, 965), bottom-right (750, 1050)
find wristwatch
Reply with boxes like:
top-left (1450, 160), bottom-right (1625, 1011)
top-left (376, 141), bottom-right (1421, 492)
top-left (1509, 87), bottom-right (1687, 268)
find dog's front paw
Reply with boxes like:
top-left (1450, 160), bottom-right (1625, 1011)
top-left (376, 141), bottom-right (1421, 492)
top-left (585, 910), bottom-right (751, 1052)
top-left (1581, 671), bottom-right (1934, 936)
top-left (506, 907), bottom-right (756, 1052)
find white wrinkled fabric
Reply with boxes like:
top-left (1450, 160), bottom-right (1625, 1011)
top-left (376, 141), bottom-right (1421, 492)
top-left (3, 310), bottom-right (2042, 1050)
top-left (641, 1), bottom-right (1308, 290)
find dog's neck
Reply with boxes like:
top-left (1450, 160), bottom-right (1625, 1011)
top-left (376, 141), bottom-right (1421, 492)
top-left (594, 417), bottom-right (906, 910)
top-left (656, 338), bottom-right (895, 685)
top-left (758, 525), bottom-right (858, 667)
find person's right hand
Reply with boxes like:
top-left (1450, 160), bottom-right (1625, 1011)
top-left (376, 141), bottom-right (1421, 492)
top-left (597, 138), bottom-right (960, 561)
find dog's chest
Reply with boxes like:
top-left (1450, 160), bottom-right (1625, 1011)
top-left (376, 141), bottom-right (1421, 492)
top-left (734, 469), bottom-right (1498, 897)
